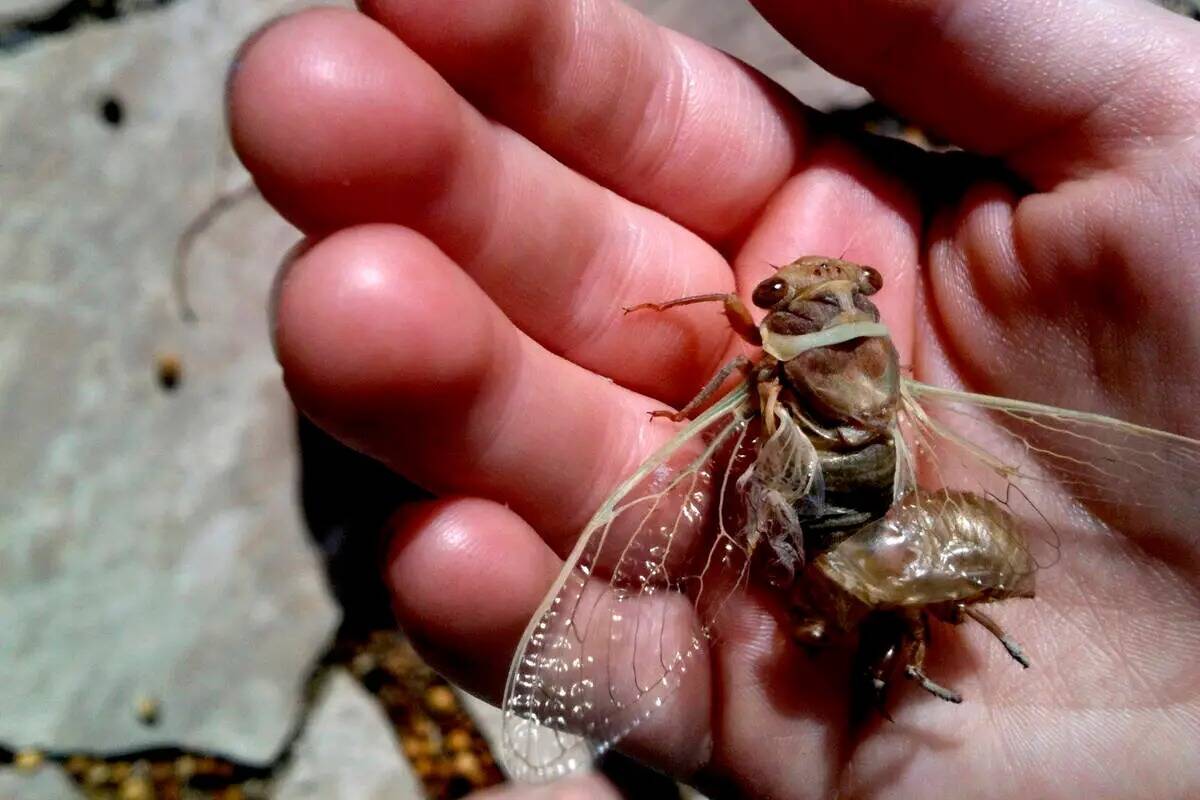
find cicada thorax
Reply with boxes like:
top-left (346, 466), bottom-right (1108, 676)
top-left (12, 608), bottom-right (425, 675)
top-left (756, 286), bottom-right (902, 560)
top-left (764, 292), bottom-right (1036, 638)
top-left (766, 291), bottom-right (900, 443)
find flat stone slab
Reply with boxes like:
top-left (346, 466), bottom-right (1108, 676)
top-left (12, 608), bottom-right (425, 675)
top-left (274, 670), bottom-right (424, 800)
top-left (0, 0), bottom-right (339, 765)
top-left (0, 0), bottom-right (60, 23)
top-left (0, 764), bottom-right (84, 800)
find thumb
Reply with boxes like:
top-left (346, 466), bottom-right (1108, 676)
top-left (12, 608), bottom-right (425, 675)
top-left (751, 0), bottom-right (1200, 188)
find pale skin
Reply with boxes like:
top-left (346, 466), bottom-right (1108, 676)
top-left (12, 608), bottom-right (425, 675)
top-left (229, 1), bottom-right (1200, 798)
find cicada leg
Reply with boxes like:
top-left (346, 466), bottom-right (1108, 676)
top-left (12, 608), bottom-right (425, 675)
top-left (648, 354), bottom-right (753, 422)
top-left (625, 292), bottom-right (766, 421)
top-left (624, 292), bottom-right (762, 346)
top-left (902, 611), bottom-right (963, 704)
top-left (851, 612), bottom-right (906, 722)
top-left (933, 603), bottom-right (1031, 669)
top-left (758, 377), bottom-right (782, 435)
top-left (964, 605), bottom-right (1031, 668)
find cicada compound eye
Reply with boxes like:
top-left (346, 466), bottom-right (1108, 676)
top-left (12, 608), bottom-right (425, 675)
top-left (752, 277), bottom-right (792, 309)
top-left (859, 266), bottom-right (883, 295)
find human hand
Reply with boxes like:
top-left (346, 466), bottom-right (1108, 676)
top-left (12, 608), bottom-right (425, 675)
top-left (228, 1), bottom-right (1200, 797)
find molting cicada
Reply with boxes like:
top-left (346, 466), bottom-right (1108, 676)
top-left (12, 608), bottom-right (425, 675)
top-left (499, 256), bottom-right (1200, 782)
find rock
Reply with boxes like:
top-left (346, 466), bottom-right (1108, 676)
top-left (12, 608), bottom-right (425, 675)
top-left (627, 0), bottom-right (870, 111)
top-left (0, 0), bottom-right (848, 775)
top-left (274, 670), bottom-right (424, 800)
top-left (0, 0), bottom-right (339, 765)
top-left (0, 763), bottom-right (85, 800)
top-left (456, 691), bottom-right (504, 760)
top-left (0, 0), bottom-right (56, 22)
top-left (1156, 0), bottom-right (1200, 18)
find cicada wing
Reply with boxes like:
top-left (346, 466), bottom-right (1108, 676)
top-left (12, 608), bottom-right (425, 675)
top-left (897, 379), bottom-right (1200, 574)
top-left (500, 385), bottom-right (764, 783)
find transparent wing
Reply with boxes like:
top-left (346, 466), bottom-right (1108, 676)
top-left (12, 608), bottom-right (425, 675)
top-left (896, 379), bottom-right (1200, 574)
top-left (500, 383), bottom-right (789, 782)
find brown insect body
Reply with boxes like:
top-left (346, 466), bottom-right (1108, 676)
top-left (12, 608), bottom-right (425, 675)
top-left (722, 257), bottom-right (1034, 708)
top-left (619, 256), bottom-right (1034, 709)
top-left (754, 258), bottom-right (901, 554)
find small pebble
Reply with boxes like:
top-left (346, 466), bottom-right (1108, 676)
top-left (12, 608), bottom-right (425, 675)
top-left (155, 354), bottom-right (182, 391)
top-left (99, 95), bottom-right (124, 127)
top-left (402, 736), bottom-right (433, 760)
top-left (85, 762), bottom-right (112, 787)
top-left (135, 695), bottom-right (161, 725)
top-left (118, 776), bottom-right (153, 800)
top-left (14, 749), bottom-right (43, 772)
top-left (424, 685), bottom-right (457, 716)
top-left (452, 751), bottom-right (486, 786)
top-left (411, 755), bottom-right (435, 780)
top-left (174, 754), bottom-right (197, 780)
top-left (350, 652), bottom-right (377, 676)
top-left (444, 728), bottom-right (473, 753)
top-left (412, 716), bottom-right (439, 740)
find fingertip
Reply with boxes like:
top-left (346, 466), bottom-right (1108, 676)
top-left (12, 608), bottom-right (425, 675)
top-left (224, 10), bottom-right (289, 110)
top-left (386, 497), bottom-right (560, 699)
top-left (227, 7), bottom-right (459, 230)
top-left (273, 224), bottom-right (496, 442)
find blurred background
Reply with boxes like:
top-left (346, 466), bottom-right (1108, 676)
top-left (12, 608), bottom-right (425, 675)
top-left (1, 1), bottom-right (1195, 799)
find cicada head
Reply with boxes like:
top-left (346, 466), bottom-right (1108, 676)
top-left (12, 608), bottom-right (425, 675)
top-left (751, 256), bottom-right (882, 313)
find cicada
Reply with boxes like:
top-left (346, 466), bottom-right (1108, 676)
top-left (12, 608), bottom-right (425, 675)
top-left (499, 256), bottom-right (1200, 782)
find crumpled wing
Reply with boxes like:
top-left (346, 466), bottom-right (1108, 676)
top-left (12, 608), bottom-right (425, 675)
top-left (500, 384), bottom-right (762, 782)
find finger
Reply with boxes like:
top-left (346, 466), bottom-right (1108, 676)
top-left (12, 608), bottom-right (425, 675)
top-left (358, 0), bottom-right (808, 241)
top-left (698, 592), bottom-right (847, 800)
top-left (274, 224), bottom-right (680, 547)
top-left (386, 497), bottom-right (560, 700)
top-left (386, 496), bottom-right (713, 780)
top-left (387, 503), bottom-right (846, 797)
top-left (229, 8), bottom-right (734, 405)
top-left (751, 0), bottom-right (1200, 186)
top-left (468, 772), bottom-right (621, 800)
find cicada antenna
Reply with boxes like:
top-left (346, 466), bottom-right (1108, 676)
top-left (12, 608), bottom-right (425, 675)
top-left (837, 227), bottom-right (864, 261)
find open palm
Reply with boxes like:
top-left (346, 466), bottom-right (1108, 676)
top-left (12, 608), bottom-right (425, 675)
top-left (229, 1), bottom-right (1200, 797)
